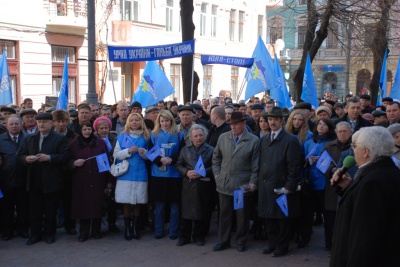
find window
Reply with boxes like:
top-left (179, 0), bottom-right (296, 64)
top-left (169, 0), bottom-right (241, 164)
top-left (0, 40), bottom-right (16, 58)
top-left (269, 17), bottom-right (283, 44)
top-left (203, 65), bottom-right (212, 99)
top-left (120, 0), bottom-right (138, 21)
top-left (258, 15), bottom-right (264, 37)
top-left (239, 11), bottom-right (244, 42)
top-left (200, 3), bottom-right (207, 36)
top-left (298, 0), bottom-right (306, 5)
top-left (166, 0), bottom-right (173, 32)
top-left (0, 40), bottom-right (18, 105)
top-left (170, 64), bottom-right (181, 101)
top-left (231, 67), bottom-right (239, 99)
top-left (51, 45), bottom-right (77, 104)
top-left (229, 9), bottom-right (236, 41)
top-left (327, 22), bottom-right (338, 49)
top-left (211, 5), bottom-right (217, 38)
top-left (297, 25), bottom-right (307, 49)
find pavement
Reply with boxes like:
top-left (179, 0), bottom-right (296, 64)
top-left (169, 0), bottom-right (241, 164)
top-left (0, 216), bottom-right (330, 267)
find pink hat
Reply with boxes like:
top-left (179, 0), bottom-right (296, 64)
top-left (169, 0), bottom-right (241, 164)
top-left (93, 117), bottom-right (112, 132)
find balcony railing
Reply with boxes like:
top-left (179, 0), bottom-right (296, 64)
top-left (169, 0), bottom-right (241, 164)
top-left (47, 0), bottom-right (87, 18)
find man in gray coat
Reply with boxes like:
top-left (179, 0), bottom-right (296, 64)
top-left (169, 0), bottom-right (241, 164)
top-left (258, 107), bottom-right (301, 257)
top-left (212, 112), bottom-right (260, 252)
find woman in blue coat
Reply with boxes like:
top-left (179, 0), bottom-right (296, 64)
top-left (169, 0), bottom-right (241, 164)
top-left (114, 113), bottom-right (149, 240)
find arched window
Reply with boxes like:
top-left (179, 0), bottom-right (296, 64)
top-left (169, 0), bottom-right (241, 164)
top-left (322, 72), bottom-right (338, 95)
top-left (356, 69), bottom-right (371, 95)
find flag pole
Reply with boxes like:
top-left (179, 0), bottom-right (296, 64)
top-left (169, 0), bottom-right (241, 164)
top-left (190, 39), bottom-right (196, 103)
top-left (237, 70), bottom-right (250, 101)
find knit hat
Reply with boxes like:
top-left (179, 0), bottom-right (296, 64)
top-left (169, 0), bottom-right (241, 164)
top-left (93, 116), bottom-right (112, 132)
top-left (316, 106), bottom-right (332, 117)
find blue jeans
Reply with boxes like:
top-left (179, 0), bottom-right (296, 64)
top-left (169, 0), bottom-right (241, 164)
top-left (154, 201), bottom-right (180, 237)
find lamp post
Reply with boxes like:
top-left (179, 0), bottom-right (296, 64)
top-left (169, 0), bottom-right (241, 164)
top-left (86, 0), bottom-right (98, 105)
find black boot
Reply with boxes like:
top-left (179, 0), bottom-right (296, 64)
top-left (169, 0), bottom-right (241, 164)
top-left (124, 217), bottom-right (132, 241)
top-left (132, 216), bottom-right (141, 240)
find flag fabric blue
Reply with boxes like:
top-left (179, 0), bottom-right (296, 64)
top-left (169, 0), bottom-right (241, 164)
top-left (132, 61), bottom-right (175, 108)
top-left (121, 133), bottom-right (135, 148)
top-left (390, 58), bottom-right (400, 100)
top-left (276, 194), bottom-right (288, 217)
top-left (0, 50), bottom-right (13, 105)
top-left (271, 54), bottom-right (292, 108)
top-left (0, 188), bottom-right (3, 199)
top-left (56, 54), bottom-right (69, 110)
top-left (145, 144), bottom-right (162, 162)
top-left (96, 153), bottom-right (110, 173)
top-left (194, 155), bottom-right (206, 177)
top-left (244, 37), bottom-right (275, 101)
top-left (316, 150), bottom-right (334, 174)
top-left (305, 142), bottom-right (322, 160)
top-left (301, 52), bottom-right (319, 108)
top-left (234, 189), bottom-right (244, 210)
top-left (377, 49), bottom-right (389, 106)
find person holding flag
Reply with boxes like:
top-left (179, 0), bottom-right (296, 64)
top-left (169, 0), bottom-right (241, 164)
top-left (113, 113), bottom-right (150, 241)
top-left (68, 121), bottom-right (113, 242)
top-left (175, 124), bottom-right (214, 247)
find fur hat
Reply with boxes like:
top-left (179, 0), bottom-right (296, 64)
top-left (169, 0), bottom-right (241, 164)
top-left (52, 110), bottom-right (69, 121)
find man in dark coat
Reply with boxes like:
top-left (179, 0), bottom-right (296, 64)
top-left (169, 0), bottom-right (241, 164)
top-left (67, 104), bottom-right (92, 134)
top-left (20, 112), bottom-right (69, 245)
top-left (377, 101), bottom-right (400, 127)
top-left (330, 126), bottom-right (400, 267)
top-left (333, 97), bottom-right (373, 133)
top-left (0, 115), bottom-right (29, 240)
top-left (258, 107), bottom-right (301, 257)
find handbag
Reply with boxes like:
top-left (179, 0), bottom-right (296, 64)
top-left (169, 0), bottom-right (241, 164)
top-left (110, 157), bottom-right (129, 177)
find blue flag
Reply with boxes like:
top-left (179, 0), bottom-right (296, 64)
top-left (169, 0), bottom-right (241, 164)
top-left (121, 133), bottom-right (134, 148)
top-left (194, 155), bottom-right (206, 177)
top-left (390, 57), bottom-right (400, 100)
top-left (271, 54), bottom-right (292, 108)
top-left (301, 52), bottom-right (319, 108)
top-left (0, 50), bottom-right (12, 105)
top-left (377, 49), bottom-right (389, 106)
top-left (276, 194), bottom-right (288, 217)
top-left (244, 37), bottom-right (274, 101)
top-left (145, 143), bottom-right (162, 162)
top-left (56, 54), bottom-right (68, 110)
top-left (0, 188), bottom-right (3, 198)
top-left (133, 61), bottom-right (175, 108)
top-left (234, 189), bottom-right (244, 210)
top-left (96, 153), bottom-right (110, 172)
top-left (305, 142), bottom-right (322, 160)
top-left (316, 150), bottom-right (334, 174)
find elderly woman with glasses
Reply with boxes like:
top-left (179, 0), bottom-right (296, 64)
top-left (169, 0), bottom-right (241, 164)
top-left (387, 123), bottom-right (400, 167)
top-left (330, 126), bottom-right (400, 267)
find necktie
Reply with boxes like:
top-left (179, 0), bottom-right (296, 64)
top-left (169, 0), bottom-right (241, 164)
top-left (12, 136), bottom-right (17, 143)
top-left (39, 135), bottom-right (44, 151)
top-left (235, 135), bottom-right (239, 142)
top-left (271, 132), bottom-right (275, 142)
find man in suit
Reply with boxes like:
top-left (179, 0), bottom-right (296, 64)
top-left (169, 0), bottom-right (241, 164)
top-left (20, 112), bottom-right (69, 245)
top-left (334, 97), bottom-right (373, 133)
top-left (212, 112), bottom-right (260, 252)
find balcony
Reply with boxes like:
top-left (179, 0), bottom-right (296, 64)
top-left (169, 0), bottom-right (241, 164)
top-left (45, 0), bottom-right (87, 35)
top-left (266, 0), bottom-right (284, 10)
top-left (290, 49), bottom-right (346, 60)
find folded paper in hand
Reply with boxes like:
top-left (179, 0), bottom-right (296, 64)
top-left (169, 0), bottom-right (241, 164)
top-left (194, 155), bottom-right (206, 177)
top-left (234, 189), bottom-right (244, 210)
top-left (276, 194), bottom-right (288, 217)
top-left (146, 144), bottom-right (162, 162)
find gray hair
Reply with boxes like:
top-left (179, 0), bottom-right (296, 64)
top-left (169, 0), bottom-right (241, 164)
top-left (335, 121), bottom-right (352, 133)
top-left (6, 114), bottom-right (22, 124)
top-left (352, 126), bottom-right (394, 159)
top-left (188, 124), bottom-right (208, 139)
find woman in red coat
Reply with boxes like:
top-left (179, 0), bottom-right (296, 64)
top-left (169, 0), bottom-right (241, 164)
top-left (69, 121), bottom-right (112, 242)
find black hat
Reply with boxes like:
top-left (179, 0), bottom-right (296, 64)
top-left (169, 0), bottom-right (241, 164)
top-left (177, 105), bottom-right (195, 113)
top-left (145, 105), bottom-right (160, 114)
top-left (293, 102), bottom-right (312, 111)
top-left (0, 107), bottom-right (16, 114)
top-left (230, 112), bottom-right (246, 124)
top-left (69, 109), bottom-right (78, 117)
top-left (382, 97), bottom-right (393, 102)
top-left (232, 103), bottom-right (240, 108)
top-left (191, 104), bottom-right (203, 110)
top-left (371, 110), bottom-right (386, 117)
top-left (267, 107), bottom-right (284, 118)
top-left (325, 99), bottom-right (335, 106)
top-left (131, 101), bottom-right (142, 109)
top-left (360, 94), bottom-right (371, 100)
top-left (35, 112), bottom-right (53, 120)
top-left (20, 108), bottom-right (37, 118)
top-left (251, 104), bottom-right (264, 110)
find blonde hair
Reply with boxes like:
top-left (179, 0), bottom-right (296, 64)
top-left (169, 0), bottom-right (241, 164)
top-left (124, 113), bottom-right (150, 140)
top-left (285, 110), bottom-right (309, 143)
top-left (152, 110), bottom-right (177, 136)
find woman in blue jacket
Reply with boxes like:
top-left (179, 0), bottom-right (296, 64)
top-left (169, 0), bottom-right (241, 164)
top-left (149, 110), bottom-right (185, 240)
top-left (297, 118), bottom-right (336, 248)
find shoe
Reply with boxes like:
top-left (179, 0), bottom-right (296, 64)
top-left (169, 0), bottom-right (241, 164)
top-left (78, 235), bottom-right (88, 242)
top-left (262, 247), bottom-right (275, 254)
top-left (297, 237), bottom-right (309, 248)
top-left (195, 240), bottom-right (205, 246)
top-left (26, 236), bottom-right (42, 245)
top-left (124, 226), bottom-right (132, 241)
top-left (19, 231), bottom-right (29, 239)
top-left (2, 234), bottom-right (12, 241)
top-left (45, 236), bottom-right (55, 244)
top-left (271, 249), bottom-right (288, 257)
top-left (237, 244), bottom-right (246, 252)
top-left (132, 217), bottom-right (140, 240)
top-left (169, 235), bottom-right (178, 240)
top-left (66, 229), bottom-right (77, 235)
top-left (108, 224), bottom-right (121, 233)
top-left (92, 233), bottom-right (102, 239)
top-left (176, 239), bottom-right (189, 246)
top-left (154, 235), bottom-right (163, 239)
top-left (212, 242), bottom-right (230, 251)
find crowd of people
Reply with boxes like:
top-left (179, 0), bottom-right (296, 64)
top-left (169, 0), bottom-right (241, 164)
top-left (1, 93), bottom-right (400, 266)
